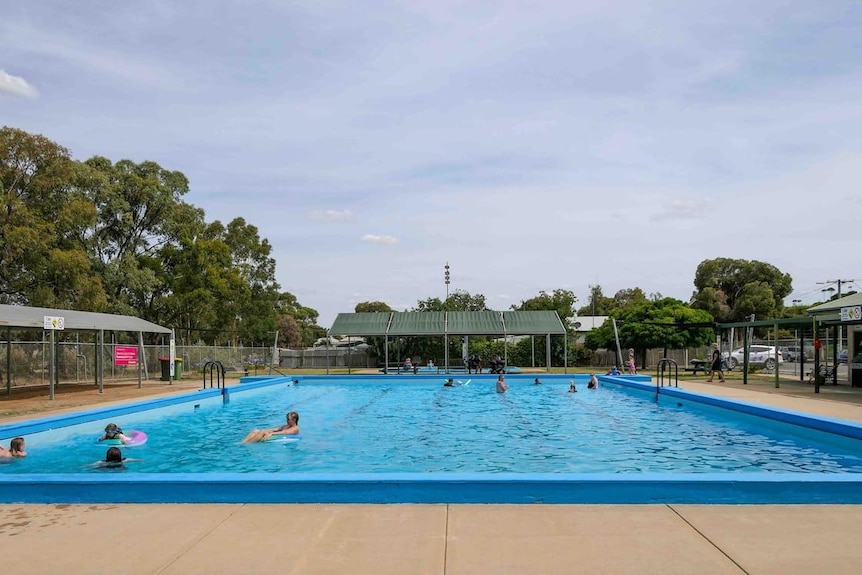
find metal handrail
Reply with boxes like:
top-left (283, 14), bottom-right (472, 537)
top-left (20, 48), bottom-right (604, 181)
top-left (203, 360), bottom-right (225, 389)
top-left (656, 358), bottom-right (679, 398)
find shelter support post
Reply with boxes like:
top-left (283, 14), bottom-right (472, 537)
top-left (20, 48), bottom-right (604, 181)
top-left (49, 329), bottom-right (55, 400)
top-left (97, 329), bottom-right (104, 394)
top-left (5, 327), bottom-right (10, 394)
top-left (138, 331), bottom-right (144, 388)
top-left (546, 334), bottom-right (551, 373)
top-left (773, 324), bottom-right (779, 389)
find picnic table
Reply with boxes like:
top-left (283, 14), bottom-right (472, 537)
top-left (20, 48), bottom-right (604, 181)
top-left (685, 359), bottom-right (711, 376)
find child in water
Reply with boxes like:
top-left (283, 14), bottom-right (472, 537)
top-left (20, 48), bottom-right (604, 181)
top-left (568, 380), bottom-right (577, 393)
top-left (98, 423), bottom-right (131, 444)
top-left (91, 446), bottom-right (137, 469)
top-left (0, 436), bottom-right (26, 460)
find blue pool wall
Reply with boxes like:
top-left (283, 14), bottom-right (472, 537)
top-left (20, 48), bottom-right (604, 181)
top-left (3, 373), bottom-right (862, 504)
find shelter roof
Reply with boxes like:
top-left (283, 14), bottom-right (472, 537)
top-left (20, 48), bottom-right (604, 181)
top-left (329, 310), bottom-right (567, 337)
top-left (807, 292), bottom-right (862, 314)
top-left (0, 304), bottom-right (171, 333)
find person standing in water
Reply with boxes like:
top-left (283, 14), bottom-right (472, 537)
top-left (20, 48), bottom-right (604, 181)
top-left (496, 375), bottom-right (508, 393)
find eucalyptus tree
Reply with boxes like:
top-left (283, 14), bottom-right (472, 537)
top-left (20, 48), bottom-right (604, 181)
top-left (0, 127), bottom-right (105, 309)
top-left (691, 258), bottom-right (792, 322)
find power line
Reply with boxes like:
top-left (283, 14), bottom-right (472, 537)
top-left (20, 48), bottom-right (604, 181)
top-left (818, 279), bottom-right (856, 299)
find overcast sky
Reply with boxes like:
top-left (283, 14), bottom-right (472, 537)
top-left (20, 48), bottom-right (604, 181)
top-left (3, 1), bottom-right (861, 326)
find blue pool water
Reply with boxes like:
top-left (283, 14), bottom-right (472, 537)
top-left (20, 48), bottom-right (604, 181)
top-left (5, 376), bottom-right (862, 475)
top-left (5, 374), bottom-right (862, 504)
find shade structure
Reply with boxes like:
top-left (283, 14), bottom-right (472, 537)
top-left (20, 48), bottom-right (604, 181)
top-left (0, 304), bottom-right (171, 333)
top-left (502, 310), bottom-right (567, 335)
top-left (446, 311), bottom-right (506, 336)
top-left (329, 310), bottom-right (566, 337)
top-left (388, 312), bottom-right (446, 336)
top-left (328, 312), bottom-right (390, 336)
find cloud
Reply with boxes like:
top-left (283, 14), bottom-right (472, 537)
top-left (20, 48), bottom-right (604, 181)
top-left (0, 69), bottom-right (38, 98)
top-left (309, 209), bottom-right (354, 222)
top-left (361, 234), bottom-right (399, 245)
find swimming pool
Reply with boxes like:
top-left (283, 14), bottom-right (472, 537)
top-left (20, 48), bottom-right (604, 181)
top-left (3, 374), bottom-right (862, 504)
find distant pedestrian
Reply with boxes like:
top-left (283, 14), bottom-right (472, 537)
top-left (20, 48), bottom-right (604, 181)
top-left (707, 345), bottom-right (725, 383)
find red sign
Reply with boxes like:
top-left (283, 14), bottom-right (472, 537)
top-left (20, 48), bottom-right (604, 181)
top-left (114, 346), bottom-right (139, 366)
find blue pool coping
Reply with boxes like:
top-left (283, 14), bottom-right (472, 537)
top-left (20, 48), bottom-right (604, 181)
top-left (3, 373), bottom-right (862, 504)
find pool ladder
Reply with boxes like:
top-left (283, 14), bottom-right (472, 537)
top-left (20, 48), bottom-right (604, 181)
top-left (655, 358), bottom-right (679, 400)
top-left (202, 361), bottom-right (226, 389)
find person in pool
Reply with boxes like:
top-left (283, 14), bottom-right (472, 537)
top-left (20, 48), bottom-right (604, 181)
top-left (1, 436), bottom-right (26, 460)
top-left (568, 380), bottom-right (577, 393)
top-left (534, 378), bottom-right (542, 385)
top-left (242, 411), bottom-right (300, 443)
top-left (606, 365), bottom-right (621, 376)
top-left (91, 446), bottom-right (137, 469)
top-left (443, 378), bottom-right (455, 387)
top-left (588, 374), bottom-right (599, 389)
top-left (496, 375), bottom-right (508, 393)
top-left (98, 423), bottom-right (131, 444)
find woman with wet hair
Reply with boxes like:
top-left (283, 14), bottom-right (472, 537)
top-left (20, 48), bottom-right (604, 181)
top-left (243, 411), bottom-right (300, 443)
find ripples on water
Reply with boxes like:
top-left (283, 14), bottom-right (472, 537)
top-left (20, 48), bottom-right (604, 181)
top-left (6, 379), bottom-right (862, 474)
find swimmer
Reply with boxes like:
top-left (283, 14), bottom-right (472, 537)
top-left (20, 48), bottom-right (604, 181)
top-left (98, 423), bottom-right (131, 444)
top-left (588, 374), bottom-right (598, 389)
top-left (496, 375), bottom-right (508, 393)
top-left (8, 436), bottom-right (26, 457)
top-left (90, 446), bottom-right (138, 468)
top-left (243, 411), bottom-right (300, 443)
top-left (568, 380), bottom-right (577, 393)
top-left (534, 378), bottom-right (542, 385)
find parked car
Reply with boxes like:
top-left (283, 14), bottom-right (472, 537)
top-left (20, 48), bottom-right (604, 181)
top-left (779, 346), bottom-right (805, 362)
top-left (724, 345), bottom-right (783, 370)
top-left (838, 349), bottom-right (849, 364)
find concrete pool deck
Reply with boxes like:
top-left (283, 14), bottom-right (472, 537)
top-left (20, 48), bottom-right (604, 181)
top-left (4, 376), bottom-right (862, 574)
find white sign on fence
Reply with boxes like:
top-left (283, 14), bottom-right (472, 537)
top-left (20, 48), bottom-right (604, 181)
top-left (43, 316), bottom-right (65, 330)
top-left (840, 306), bottom-right (862, 322)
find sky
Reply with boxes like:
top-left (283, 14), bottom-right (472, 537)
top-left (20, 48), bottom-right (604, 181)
top-left (2, 1), bottom-right (862, 326)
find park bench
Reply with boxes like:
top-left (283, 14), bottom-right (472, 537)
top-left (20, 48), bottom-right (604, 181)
top-left (807, 365), bottom-right (836, 385)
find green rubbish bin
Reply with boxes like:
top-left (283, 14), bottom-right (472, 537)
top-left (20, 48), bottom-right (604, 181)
top-left (158, 357), bottom-right (183, 381)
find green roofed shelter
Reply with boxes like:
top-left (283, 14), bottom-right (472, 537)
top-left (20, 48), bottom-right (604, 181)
top-left (329, 310), bottom-right (568, 373)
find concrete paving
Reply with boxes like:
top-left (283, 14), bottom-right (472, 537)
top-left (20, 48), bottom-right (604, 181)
top-left (3, 376), bottom-right (862, 574)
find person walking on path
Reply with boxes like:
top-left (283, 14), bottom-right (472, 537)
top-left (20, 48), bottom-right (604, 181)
top-left (707, 345), bottom-right (725, 383)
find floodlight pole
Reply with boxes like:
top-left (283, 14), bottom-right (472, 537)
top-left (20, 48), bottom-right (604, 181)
top-left (444, 262), bottom-right (450, 301)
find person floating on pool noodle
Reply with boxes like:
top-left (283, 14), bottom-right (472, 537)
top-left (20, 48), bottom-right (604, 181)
top-left (588, 374), bottom-right (598, 389)
top-left (242, 411), bottom-right (300, 443)
top-left (444, 378), bottom-right (455, 387)
top-left (496, 375), bottom-right (508, 393)
top-left (98, 423), bottom-right (131, 444)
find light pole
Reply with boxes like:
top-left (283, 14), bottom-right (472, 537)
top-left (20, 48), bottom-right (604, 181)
top-left (444, 262), bottom-right (450, 300)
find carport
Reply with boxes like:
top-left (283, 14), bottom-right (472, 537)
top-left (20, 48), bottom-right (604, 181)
top-left (0, 304), bottom-right (172, 398)
top-left (329, 310), bottom-right (568, 373)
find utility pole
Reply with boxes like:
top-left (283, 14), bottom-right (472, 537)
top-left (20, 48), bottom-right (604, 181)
top-left (818, 279), bottom-right (855, 299)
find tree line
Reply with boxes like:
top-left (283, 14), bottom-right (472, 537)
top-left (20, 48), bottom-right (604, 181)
top-left (0, 126), bottom-right (324, 346)
top-left (3, 126), bottom-right (813, 360)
